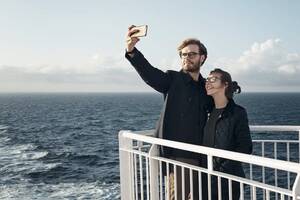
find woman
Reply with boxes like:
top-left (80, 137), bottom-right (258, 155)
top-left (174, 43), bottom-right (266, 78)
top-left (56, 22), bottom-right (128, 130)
top-left (201, 68), bottom-right (252, 200)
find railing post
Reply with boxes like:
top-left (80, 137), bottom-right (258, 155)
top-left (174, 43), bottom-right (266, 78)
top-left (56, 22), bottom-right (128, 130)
top-left (295, 130), bottom-right (300, 200)
top-left (149, 144), bottom-right (159, 200)
top-left (298, 130), bottom-right (300, 164)
top-left (207, 154), bottom-right (213, 172)
top-left (119, 131), bottom-right (134, 200)
top-left (207, 155), bottom-right (213, 200)
top-left (292, 174), bottom-right (300, 200)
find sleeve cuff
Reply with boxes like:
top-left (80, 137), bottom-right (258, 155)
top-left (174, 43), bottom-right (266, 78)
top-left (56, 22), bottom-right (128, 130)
top-left (126, 47), bottom-right (137, 54)
top-left (125, 47), bottom-right (139, 59)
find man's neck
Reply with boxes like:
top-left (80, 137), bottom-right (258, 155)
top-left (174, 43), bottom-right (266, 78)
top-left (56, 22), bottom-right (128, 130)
top-left (187, 71), bottom-right (200, 81)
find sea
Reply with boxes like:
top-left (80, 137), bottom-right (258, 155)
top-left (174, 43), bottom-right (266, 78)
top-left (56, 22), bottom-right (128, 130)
top-left (0, 92), bottom-right (299, 199)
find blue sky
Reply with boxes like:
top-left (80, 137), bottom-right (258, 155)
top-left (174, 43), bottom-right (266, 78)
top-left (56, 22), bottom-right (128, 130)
top-left (1, 0), bottom-right (300, 92)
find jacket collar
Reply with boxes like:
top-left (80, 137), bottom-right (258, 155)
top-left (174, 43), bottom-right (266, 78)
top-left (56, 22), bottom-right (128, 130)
top-left (180, 69), bottom-right (205, 86)
top-left (207, 98), bottom-right (236, 117)
top-left (223, 98), bottom-right (236, 116)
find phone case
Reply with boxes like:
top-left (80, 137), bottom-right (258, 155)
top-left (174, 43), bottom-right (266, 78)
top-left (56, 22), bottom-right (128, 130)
top-left (130, 25), bottom-right (148, 37)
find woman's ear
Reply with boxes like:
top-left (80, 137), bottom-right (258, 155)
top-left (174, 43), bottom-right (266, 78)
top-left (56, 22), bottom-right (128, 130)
top-left (224, 82), bottom-right (229, 88)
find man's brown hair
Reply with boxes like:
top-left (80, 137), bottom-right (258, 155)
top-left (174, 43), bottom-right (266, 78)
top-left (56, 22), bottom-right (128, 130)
top-left (177, 38), bottom-right (207, 65)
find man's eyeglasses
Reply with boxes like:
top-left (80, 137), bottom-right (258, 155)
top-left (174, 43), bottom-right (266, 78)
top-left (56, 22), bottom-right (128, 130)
top-left (206, 76), bottom-right (221, 83)
top-left (179, 52), bottom-right (200, 59)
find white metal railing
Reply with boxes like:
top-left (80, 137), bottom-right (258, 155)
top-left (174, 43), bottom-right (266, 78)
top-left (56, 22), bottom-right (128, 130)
top-left (119, 126), bottom-right (300, 200)
top-left (250, 125), bottom-right (300, 199)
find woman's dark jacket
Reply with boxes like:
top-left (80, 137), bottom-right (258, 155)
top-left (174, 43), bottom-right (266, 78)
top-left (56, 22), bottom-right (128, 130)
top-left (201, 99), bottom-right (252, 200)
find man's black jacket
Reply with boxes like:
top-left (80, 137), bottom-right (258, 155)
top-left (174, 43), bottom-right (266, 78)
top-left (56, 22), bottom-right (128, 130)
top-left (126, 48), bottom-right (212, 159)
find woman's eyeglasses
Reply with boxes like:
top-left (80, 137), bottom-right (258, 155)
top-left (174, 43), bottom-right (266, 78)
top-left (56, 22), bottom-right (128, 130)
top-left (206, 76), bottom-right (221, 83)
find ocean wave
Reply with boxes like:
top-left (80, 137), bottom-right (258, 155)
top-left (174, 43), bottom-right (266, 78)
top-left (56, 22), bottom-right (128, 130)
top-left (29, 162), bottom-right (62, 174)
top-left (25, 164), bottom-right (67, 180)
top-left (0, 124), bottom-right (8, 135)
top-left (68, 154), bottom-right (100, 165)
top-left (44, 152), bottom-right (101, 166)
top-left (0, 136), bottom-right (11, 143)
top-left (0, 141), bottom-right (59, 182)
top-left (2, 161), bottom-right (61, 175)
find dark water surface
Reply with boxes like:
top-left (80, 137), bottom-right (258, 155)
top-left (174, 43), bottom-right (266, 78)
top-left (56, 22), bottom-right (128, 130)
top-left (0, 93), bottom-right (299, 199)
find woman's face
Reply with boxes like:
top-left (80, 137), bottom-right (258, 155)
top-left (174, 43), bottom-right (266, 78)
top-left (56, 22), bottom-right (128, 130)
top-left (205, 73), bottom-right (227, 96)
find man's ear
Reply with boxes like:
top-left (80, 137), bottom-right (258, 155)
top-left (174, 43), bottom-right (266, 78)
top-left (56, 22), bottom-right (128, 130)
top-left (200, 55), bottom-right (206, 63)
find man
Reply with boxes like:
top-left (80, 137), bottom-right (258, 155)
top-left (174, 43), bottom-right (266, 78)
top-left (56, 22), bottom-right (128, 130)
top-left (125, 25), bottom-right (211, 200)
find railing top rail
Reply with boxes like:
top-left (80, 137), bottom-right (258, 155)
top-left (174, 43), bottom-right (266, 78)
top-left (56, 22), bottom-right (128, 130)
top-left (250, 125), bottom-right (300, 132)
top-left (119, 130), bottom-right (300, 173)
top-left (134, 126), bottom-right (300, 136)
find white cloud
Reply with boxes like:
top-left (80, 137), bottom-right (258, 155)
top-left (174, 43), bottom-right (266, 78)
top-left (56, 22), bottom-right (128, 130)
top-left (0, 51), bottom-right (133, 75)
top-left (211, 38), bottom-right (300, 91)
top-left (1, 39), bottom-right (300, 92)
top-left (90, 51), bottom-right (133, 72)
top-left (278, 65), bottom-right (296, 74)
top-left (0, 52), bottom-right (144, 92)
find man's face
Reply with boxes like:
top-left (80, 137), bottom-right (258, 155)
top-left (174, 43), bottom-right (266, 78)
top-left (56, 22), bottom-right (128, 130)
top-left (180, 44), bottom-right (204, 73)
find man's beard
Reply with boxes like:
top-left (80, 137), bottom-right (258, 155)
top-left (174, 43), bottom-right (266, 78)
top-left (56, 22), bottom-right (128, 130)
top-left (183, 59), bottom-right (201, 73)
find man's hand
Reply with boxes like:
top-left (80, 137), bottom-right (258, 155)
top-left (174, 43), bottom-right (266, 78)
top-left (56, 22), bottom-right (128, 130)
top-left (126, 25), bottom-right (140, 53)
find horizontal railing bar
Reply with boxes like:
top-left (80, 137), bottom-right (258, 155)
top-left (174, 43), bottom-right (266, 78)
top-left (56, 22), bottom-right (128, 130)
top-left (132, 145), bottom-right (152, 149)
top-left (120, 131), bottom-right (300, 173)
top-left (133, 126), bottom-right (300, 137)
top-left (253, 140), bottom-right (298, 143)
top-left (250, 125), bottom-right (300, 132)
top-left (119, 148), bottom-right (150, 158)
top-left (133, 129), bottom-right (155, 136)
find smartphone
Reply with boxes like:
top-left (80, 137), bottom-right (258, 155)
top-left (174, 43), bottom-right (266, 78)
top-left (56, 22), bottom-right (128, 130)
top-left (130, 25), bottom-right (148, 37)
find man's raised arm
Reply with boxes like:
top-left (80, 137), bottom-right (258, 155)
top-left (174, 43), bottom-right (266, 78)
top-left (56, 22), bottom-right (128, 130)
top-left (125, 25), bottom-right (171, 94)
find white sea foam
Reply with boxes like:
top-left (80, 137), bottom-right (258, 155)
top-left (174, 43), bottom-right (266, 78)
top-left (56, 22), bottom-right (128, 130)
top-left (0, 181), bottom-right (120, 200)
top-left (0, 142), bottom-right (59, 180)
top-left (13, 144), bottom-right (37, 153)
top-left (21, 151), bottom-right (48, 160)
top-left (30, 162), bottom-right (60, 172)
top-left (0, 144), bottom-right (37, 158)
top-left (49, 182), bottom-right (120, 199)
top-left (0, 124), bottom-right (120, 199)
top-left (0, 125), bottom-right (9, 130)
top-left (0, 125), bottom-right (8, 136)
